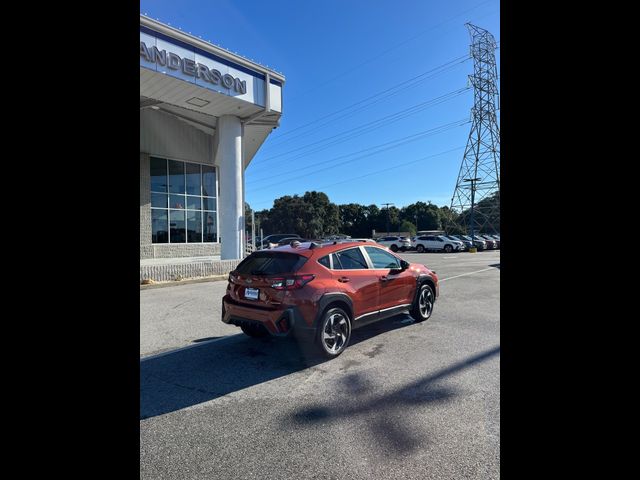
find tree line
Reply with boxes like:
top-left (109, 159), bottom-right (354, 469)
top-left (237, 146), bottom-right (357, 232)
top-left (246, 191), bottom-right (499, 239)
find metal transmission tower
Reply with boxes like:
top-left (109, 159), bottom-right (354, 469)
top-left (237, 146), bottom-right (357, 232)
top-left (449, 23), bottom-right (500, 235)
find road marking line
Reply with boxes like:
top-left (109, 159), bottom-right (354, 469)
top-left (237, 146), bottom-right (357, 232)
top-left (439, 267), bottom-right (497, 282)
top-left (140, 333), bottom-right (243, 362)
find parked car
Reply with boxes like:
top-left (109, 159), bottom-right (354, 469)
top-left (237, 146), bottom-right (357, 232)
top-left (258, 233), bottom-right (302, 249)
top-left (477, 234), bottom-right (497, 249)
top-left (376, 236), bottom-right (412, 252)
top-left (413, 235), bottom-right (464, 253)
top-left (484, 234), bottom-right (500, 248)
top-left (276, 237), bottom-right (312, 246)
top-left (222, 241), bottom-right (439, 358)
top-left (457, 235), bottom-right (486, 250)
top-left (445, 235), bottom-right (472, 251)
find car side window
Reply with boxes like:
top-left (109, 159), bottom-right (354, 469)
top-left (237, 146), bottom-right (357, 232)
top-left (364, 246), bottom-right (400, 269)
top-left (334, 248), bottom-right (368, 269)
top-left (318, 255), bottom-right (330, 268)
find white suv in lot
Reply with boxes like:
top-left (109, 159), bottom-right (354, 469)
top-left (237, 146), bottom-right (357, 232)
top-left (413, 235), bottom-right (464, 253)
top-left (376, 236), bottom-right (412, 252)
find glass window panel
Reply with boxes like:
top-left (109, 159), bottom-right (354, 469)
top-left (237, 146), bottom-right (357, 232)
top-left (170, 209), bottom-right (186, 243)
top-left (203, 197), bottom-right (216, 211)
top-left (151, 193), bottom-right (167, 208)
top-left (364, 246), bottom-right (400, 269)
top-left (335, 248), bottom-right (368, 269)
top-left (187, 211), bottom-right (203, 243)
top-left (169, 194), bottom-right (185, 209)
top-left (186, 196), bottom-right (201, 210)
top-left (202, 165), bottom-right (216, 197)
top-left (152, 209), bottom-right (168, 243)
top-left (186, 163), bottom-right (202, 195)
top-left (168, 160), bottom-right (185, 194)
top-left (203, 211), bottom-right (217, 242)
top-left (150, 157), bottom-right (167, 193)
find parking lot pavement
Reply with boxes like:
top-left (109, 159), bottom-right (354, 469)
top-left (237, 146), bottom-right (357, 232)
top-left (140, 250), bottom-right (499, 479)
top-left (140, 281), bottom-right (239, 358)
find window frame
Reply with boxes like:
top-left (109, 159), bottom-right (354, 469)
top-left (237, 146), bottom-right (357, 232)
top-left (149, 155), bottom-right (219, 244)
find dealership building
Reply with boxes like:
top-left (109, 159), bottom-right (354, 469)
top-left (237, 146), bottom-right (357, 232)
top-left (140, 14), bottom-right (284, 269)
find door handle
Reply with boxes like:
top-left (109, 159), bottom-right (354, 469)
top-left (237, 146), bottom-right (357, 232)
top-left (379, 276), bottom-right (389, 282)
top-left (338, 276), bottom-right (350, 283)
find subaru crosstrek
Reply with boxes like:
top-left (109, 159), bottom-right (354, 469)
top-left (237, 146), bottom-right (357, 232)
top-left (222, 241), bottom-right (439, 358)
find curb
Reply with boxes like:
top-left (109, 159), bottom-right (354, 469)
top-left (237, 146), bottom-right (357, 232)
top-left (140, 274), bottom-right (228, 290)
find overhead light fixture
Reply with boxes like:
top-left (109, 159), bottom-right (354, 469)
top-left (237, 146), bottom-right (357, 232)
top-left (186, 97), bottom-right (210, 108)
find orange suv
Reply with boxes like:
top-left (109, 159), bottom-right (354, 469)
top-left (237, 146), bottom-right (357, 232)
top-left (222, 241), bottom-right (439, 358)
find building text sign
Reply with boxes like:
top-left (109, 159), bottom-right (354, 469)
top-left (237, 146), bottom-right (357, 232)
top-left (140, 41), bottom-right (246, 94)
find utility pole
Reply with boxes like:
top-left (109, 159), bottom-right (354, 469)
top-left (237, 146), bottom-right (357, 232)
top-left (381, 203), bottom-right (394, 235)
top-left (464, 177), bottom-right (481, 246)
top-left (449, 23), bottom-right (500, 235)
top-left (251, 210), bottom-right (256, 251)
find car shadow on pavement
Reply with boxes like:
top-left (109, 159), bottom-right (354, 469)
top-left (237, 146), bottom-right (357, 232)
top-left (284, 345), bottom-right (500, 456)
top-left (140, 314), bottom-right (421, 420)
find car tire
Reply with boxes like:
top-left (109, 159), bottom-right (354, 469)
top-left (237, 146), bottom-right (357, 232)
top-left (241, 324), bottom-right (269, 338)
top-left (444, 244), bottom-right (453, 253)
top-left (416, 244), bottom-right (425, 253)
top-left (411, 283), bottom-right (435, 322)
top-left (315, 307), bottom-right (351, 358)
top-left (390, 244), bottom-right (399, 252)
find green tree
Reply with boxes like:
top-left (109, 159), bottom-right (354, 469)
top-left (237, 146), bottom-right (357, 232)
top-left (399, 220), bottom-right (416, 236)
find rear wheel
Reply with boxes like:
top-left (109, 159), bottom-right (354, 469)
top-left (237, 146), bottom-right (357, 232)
top-left (390, 244), bottom-right (399, 252)
top-left (416, 244), bottom-right (425, 253)
top-left (444, 244), bottom-right (453, 253)
top-left (241, 324), bottom-right (269, 338)
top-left (411, 283), bottom-right (435, 322)
top-left (315, 308), bottom-right (351, 358)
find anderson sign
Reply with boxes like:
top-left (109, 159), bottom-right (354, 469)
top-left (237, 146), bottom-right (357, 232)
top-left (140, 41), bottom-right (247, 95)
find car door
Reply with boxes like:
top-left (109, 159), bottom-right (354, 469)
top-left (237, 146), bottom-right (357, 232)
top-left (363, 246), bottom-right (415, 311)
top-left (330, 247), bottom-right (379, 322)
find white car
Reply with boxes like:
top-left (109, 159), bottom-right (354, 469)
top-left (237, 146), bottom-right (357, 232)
top-left (413, 235), bottom-right (464, 253)
top-left (376, 236), bottom-right (412, 252)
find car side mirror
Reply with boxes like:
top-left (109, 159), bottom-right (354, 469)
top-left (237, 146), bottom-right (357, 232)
top-left (390, 260), bottom-right (410, 274)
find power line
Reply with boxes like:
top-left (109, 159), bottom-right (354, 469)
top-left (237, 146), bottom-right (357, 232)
top-left (247, 119), bottom-right (469, 190)
top-left (286, 0), bottom-right (497, 101)
top-left (250, 86), bottom-right (471, 170)
top-left (249, 145), bottom-right (465, 209)
top-left (248, 118), bottom-right (468, 186)
top-left (264, 55), bottom-right (471, 148)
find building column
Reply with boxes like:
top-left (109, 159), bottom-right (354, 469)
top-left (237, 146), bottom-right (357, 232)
top-left (217, 115), bottom-right (244, 260)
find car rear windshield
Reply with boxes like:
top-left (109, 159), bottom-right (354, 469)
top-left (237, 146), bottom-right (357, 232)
top-left (235, 252), bottom-right (308, 275)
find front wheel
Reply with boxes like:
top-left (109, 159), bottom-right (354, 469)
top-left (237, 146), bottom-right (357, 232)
top-left (411, 283), bottom-right (435, 322)
top-left (390, 244), bottom-right (399, 252)
top-left (315, 308), bottom-right (351, 358)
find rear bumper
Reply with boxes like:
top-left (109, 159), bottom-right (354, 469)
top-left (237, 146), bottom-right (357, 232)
top-left (222, 295), bottom-right (316, 339)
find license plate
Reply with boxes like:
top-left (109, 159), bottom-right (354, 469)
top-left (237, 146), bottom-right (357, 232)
top-left (244, 287), bottom-right (259, 300)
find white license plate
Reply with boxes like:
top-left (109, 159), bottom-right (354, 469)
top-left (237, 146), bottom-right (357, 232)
top-left (244, 288), bottom-right (259, 300)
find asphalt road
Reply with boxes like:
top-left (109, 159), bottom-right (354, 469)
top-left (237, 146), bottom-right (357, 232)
top-left (140, 250), bottom-right (500, 479)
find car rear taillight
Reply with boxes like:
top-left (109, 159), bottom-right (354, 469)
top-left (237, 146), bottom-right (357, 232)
top-left (270, 274), bottom-right (315, 290)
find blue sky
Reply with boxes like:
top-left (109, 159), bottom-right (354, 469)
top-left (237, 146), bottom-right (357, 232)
top-left (140, 0), bottom-right (500, 211)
